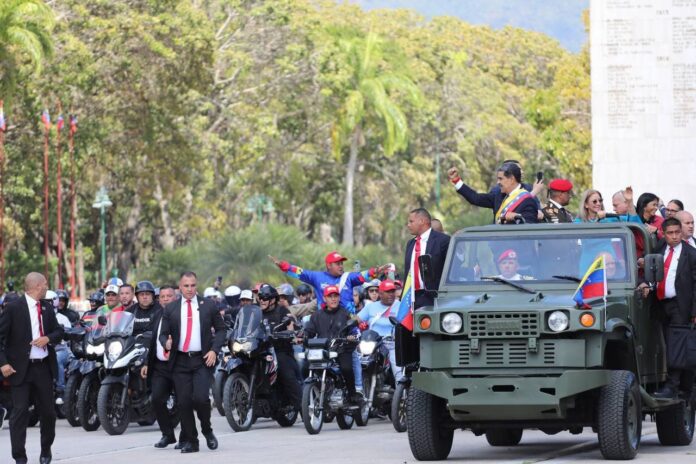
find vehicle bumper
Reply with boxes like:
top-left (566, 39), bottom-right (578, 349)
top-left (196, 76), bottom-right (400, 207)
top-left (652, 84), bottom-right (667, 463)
top-left (412, 369), bottom-right (611, 421)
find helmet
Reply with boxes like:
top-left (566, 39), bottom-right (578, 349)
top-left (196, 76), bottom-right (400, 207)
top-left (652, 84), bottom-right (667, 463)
top-left (88, 291), bottom-right (105, 306)
top-left (45, 290), bottom-right (57, 300)
top-left (296, 283), bottom-right (312, 296)
top-left (224, 285), bottom-right (241, 297)
top-left (56, 289), bottom-right (70, 300)
top-left (135, 280), bottom-right (156, 294)
top-left (107, 277), bottom-right (123, 287)
top-left (257, 284), bottom-right (279, 301)
top-left (277, 283), bottom-right (294, 297)
top-left (363, 279), bottom-right (380, 290)
top-left (203, 287), bottom-right (216, 298)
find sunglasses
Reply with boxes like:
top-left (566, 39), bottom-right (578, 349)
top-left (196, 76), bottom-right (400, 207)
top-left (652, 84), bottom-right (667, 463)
top-left (258, 296), bottom-right (273, 301)
top-left (590, 199), bottom-right (604, 204)
top-left (368, 288), bottom-right (379, 292)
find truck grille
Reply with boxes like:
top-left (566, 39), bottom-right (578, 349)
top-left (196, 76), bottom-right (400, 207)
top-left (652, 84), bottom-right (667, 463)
top-left (457, 340), bottom-right (557, 367)
top-left (468, 312), bottom-right (540, 338)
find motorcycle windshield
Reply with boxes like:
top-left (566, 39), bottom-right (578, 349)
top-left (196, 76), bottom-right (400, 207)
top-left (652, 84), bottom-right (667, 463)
top-left (104, 311), bottom-right (135, 337)
top-left (84, 313), bottom-right (105, 340)
top-left (233, 305), bottom-right (265, 341)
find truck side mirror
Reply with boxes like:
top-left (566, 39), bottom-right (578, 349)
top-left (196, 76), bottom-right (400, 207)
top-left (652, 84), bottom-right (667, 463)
top-left (643, 253), bottom-right (664, 284)
top-left (418, 254), bottom-right (437, 291)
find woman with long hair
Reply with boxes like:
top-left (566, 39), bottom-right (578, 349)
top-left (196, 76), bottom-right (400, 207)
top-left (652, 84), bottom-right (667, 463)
top-left (636, 192), bottom-right (664, 239)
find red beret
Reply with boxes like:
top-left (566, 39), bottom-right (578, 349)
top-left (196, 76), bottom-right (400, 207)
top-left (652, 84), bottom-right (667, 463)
top-left (497, 249), bottom-right (518, 263)
top-left (549, 179), bottom-right (573, 192)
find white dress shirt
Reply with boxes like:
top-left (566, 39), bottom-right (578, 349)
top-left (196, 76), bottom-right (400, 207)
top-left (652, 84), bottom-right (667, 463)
top-left (156, 318), bottom-right (168, 361)
top-left (411, 228), bottom-right (432, 290)
top-left (687, 236), bottom-right (696, 248)
top-left (25, 294), bottom-right (48, 360)
top-left (664, 243), bottom-right (682, 299)
top-left (178, 297), bottom-right (202, 352)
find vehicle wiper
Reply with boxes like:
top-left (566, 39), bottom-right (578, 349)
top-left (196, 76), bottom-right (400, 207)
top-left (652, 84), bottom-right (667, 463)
top-left (552, 275), bottom-right (582, 283)
top-left (480, 276), bottom-right (536, 294)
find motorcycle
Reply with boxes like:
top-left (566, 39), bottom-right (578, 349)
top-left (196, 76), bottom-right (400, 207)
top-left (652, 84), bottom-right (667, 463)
top-left (62, 325), bottom-right (87, 426)
top-left (96, 311), bottom-right (178, 435)
top-left (213, 342), bottom-right (231, 416)
top-left (77, 315), bottom-right (105, 431)
top-left (358, 330), bottom-right (395, 421)
top-left (222, 305), bottom-right (299, 432)
top-left (391, 361), bottom-right (419, 433)
top-left (301, 320), bottom-right (370, 435)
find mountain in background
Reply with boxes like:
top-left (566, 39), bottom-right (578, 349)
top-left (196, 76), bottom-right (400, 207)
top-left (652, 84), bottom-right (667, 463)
top-left (345, 0), bottom-right (588, 52)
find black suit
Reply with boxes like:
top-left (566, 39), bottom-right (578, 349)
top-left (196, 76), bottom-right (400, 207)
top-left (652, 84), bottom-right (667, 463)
top-left (397, 229), bottom-right (451, 365)
top-left (658, 241), bottom-right (696, 391)
top-left (455, 181), bottom-right (539, 224)
top-left (0, 296), bottom-right (64, 461)
top-left (159, 296), bottom-right (225, 445)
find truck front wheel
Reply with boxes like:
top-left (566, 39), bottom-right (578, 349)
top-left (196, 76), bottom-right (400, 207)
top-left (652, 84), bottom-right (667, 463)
top-left (485, 428), bottom-right (523, 446)
top-left (407, 388), bottom-right (453, 460)
top-left (597, 370), bottom-right (641, 460)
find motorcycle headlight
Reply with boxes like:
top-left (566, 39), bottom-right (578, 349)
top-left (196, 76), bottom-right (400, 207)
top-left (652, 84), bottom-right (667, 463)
top-left (359, 341), bottom-right (376, 355)
top-left (232, 341), bottom-right (253, 353)
top-left (86, 343), bottom-right (105, 356)
top-left (107, 341), bottom-right (123, 362)
top-left (441, 313), bottom-right (463, 334)
top-left (306, 349), bottom-right (324, 361)
top-left (548, 311), bottom-right (569, 332)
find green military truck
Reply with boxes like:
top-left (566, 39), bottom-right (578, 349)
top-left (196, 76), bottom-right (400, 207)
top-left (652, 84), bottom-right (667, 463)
top-left (407, 222), bottom-right (693, 460)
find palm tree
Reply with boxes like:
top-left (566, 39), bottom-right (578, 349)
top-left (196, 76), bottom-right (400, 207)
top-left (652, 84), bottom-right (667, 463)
top-left (330, 30), bottom-right (421, 246)
top-left (0, 0), bottom-right (54, 107)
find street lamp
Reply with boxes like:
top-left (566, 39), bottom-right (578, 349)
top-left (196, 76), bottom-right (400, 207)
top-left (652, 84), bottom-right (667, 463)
top-left (92, 186), bottom-right (112, 283)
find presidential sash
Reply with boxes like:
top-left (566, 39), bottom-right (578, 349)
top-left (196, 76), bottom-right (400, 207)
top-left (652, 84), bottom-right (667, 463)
top-left (495, 187), bottom-right (533, 223)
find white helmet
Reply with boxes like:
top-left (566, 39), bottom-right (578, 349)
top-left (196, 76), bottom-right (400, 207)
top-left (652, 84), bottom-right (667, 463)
top-left (203, 287), bottom-right (216, 298)
top-left (45, 290), bottom-right (58, 300)
top-left (224, 285), bottom-right (241, 297)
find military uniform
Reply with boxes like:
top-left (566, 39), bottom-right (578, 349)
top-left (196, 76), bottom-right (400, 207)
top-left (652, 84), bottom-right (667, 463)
top-left (542, 200), bottom-right (574, 223)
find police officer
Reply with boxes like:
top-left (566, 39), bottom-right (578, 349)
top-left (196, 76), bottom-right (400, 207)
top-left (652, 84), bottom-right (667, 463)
top-left (257, 284), bottom-right (302, 412)
top-left (126, 281), bottom-right (161, 336)
top-left (55, 290), bottom-right (79, 325)
top-left (542, 179), bottom-right (574, 223)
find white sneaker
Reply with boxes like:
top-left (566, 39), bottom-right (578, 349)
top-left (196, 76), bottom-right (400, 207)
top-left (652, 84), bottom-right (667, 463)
top-left (55, 397), bottom-right (64, 406)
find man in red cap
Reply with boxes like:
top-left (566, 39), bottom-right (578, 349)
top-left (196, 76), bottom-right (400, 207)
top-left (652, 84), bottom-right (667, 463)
top-left (542, 179), bottom-right (574, 223)
top-left (496, 249), bottom-right (534, 281)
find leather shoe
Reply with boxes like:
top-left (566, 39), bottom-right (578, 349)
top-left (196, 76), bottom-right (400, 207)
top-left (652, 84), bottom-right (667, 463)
top-left (180, 442), bottom-right (199, 453)
top-left (174, 441), bottom-right (187, 450)
top-left (154, 435), bottom-right (177, 448)
top-left (203, 431), bottom-right (218, 450)
top-left (15, 459), bottom-right (27, 464)
top-left (654, 385), bottom-right (676, 399)
top-left (39, 455), bottom-right (52, 464)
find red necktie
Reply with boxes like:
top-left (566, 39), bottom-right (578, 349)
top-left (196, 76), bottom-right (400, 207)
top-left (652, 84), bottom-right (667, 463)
top-left (36, 302), bottom-right (44, 337)
top-left (657, 247), bottom-right (674, 300)
top-left (182, 299), bottom-right (193, 352)
top-left (414, 236), bottom-right (422, 290)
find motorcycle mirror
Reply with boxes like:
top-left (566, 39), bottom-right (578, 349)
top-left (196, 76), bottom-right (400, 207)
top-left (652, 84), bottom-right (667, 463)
top-left (97, 315), bottom-right (107, 326)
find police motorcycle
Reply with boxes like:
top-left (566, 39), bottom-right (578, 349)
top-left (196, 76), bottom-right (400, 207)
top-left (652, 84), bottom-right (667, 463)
top-left (222, 305), bottom-right (299, 432)
top-left (76, 314), bottom-right (106, 431)
top-left (96, 311), bottom-right (178, 435)
top-left (301, 320), bottom-right (370, 434)
top-left (358, 329), bottom-right (395, 422)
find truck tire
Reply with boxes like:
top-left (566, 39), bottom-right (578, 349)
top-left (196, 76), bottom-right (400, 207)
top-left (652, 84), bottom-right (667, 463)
top-left (597, 370), bottom-right (641, 460)
top-left (656, 400), bottom-right (695, 446)
top-left (407, 388), bottom-right (453, 460)
top-left (485, 428), bottom-right (523, 446)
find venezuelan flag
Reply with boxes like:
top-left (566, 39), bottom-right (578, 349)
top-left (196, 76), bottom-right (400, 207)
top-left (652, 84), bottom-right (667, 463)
top-left (395, 272), bottom-right (414, 330)
top-left (573, 255), bottom-right (607, 308)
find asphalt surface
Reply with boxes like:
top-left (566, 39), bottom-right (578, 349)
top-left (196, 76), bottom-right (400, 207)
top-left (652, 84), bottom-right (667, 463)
top-left (2, 414), bottom-right (696, 463)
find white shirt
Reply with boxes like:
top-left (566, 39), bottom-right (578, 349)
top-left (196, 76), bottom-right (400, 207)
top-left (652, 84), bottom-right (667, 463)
top-left (664, 243), bottom-right (682, 299)
top-left (410, 228), bottom-right (431, 290)
top-left (25, 294), bottom-right (48, 360)
top-left (156, 318), bottom-right (167, 361)
top-left (178, 297), bottom-right (202, 352)
top-left (687, 236), bottom-right (696, 248)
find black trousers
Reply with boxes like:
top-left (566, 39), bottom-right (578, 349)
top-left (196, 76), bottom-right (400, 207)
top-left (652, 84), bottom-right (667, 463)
top-left (10, 360), bottom-right (56, 460)
top-left (173, 354), bottom-right (213, 444)
top-left (275, 351), bottom-right (301, 410)
top-left (394, 291), bottom-right (431, 366)
top-left (151, 360), bottom-right (181, 440)
top-left (337, 352), bottom-right (356, 396)
top-left (662, 298), bottom-right (695, 392)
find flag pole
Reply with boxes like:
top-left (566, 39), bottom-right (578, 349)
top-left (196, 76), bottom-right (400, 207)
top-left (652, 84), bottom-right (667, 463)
top-left (56, 102), bottom-right (64, 289)
top-left (68, 114), bottom-right (77, 299)
top-left (42, 109), bottom-right (51, 281)
top-left (0, 100), bottom-right (6, 291)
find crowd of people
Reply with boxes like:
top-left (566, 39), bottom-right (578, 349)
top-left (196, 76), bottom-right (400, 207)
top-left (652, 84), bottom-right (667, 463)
top-left (0, 159), bottom-right (694, 463)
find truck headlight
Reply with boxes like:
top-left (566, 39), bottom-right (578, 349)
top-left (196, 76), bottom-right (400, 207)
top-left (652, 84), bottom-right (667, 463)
top-left (107, 341), bottom-right (123, 362)
top-left (441, 313), bottom-right (463, 334)
top-left (548, 311), bottom-right (569, 332)
top-left (359, 341), bottom-right (376, 355)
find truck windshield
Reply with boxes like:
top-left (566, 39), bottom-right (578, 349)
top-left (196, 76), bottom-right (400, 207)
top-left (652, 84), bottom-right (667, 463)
top-left (447, 234), bottom-right (629, 284)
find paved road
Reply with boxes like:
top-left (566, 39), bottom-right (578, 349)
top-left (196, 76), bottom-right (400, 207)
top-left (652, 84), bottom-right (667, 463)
top-left (2, 414), bottom-right (696, 463)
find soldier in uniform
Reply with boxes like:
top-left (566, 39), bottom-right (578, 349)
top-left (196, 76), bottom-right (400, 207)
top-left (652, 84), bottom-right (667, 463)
top-left (542, 179), bottom-right (574, 223)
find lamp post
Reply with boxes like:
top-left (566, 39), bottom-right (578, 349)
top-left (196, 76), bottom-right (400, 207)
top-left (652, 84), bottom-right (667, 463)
top-left (92, 187), bottom-right (112, 283)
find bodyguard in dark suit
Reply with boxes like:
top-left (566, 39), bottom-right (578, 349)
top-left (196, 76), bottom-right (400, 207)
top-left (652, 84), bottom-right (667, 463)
top-left (397, 208), bottom-right (451, 365)
top-left (653, 218), bottom-right (696, 399)
top-left (448, 162), bottom-right (539, 224)
top-left (159, 272), bottom-right (225, 453)
top-left (0, 272), bottom-right (64, 464)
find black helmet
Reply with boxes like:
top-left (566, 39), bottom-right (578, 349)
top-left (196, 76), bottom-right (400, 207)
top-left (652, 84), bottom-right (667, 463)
top-left (135, 280), bottom-right (156, 294)
top-left (296, 283), bottom-right (312, 296)
top-left (88, 291), bottom-right (105, 306)
top-left (56, 289), bottom-right (70, 301)
top-left (257, 284), bottom-right (279, 301)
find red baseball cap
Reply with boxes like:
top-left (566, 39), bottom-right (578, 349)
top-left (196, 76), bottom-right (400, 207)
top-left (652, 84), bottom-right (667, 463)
top-left (394, 280), bottom-right (403, 288)
top-left (323, 285), bottom-right (340, 297)
top-left (325, 251), bottom-right (348, 265)
top-left (378, 279), bottom-right (396, 292)
top-left (497, 249), bottom-right (518, 263)
top-left (549, 179), bottom-right (573, 192)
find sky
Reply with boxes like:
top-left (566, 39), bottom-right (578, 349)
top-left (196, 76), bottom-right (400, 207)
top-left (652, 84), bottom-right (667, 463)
top-left (345, 0), bottom-right (589, 52)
